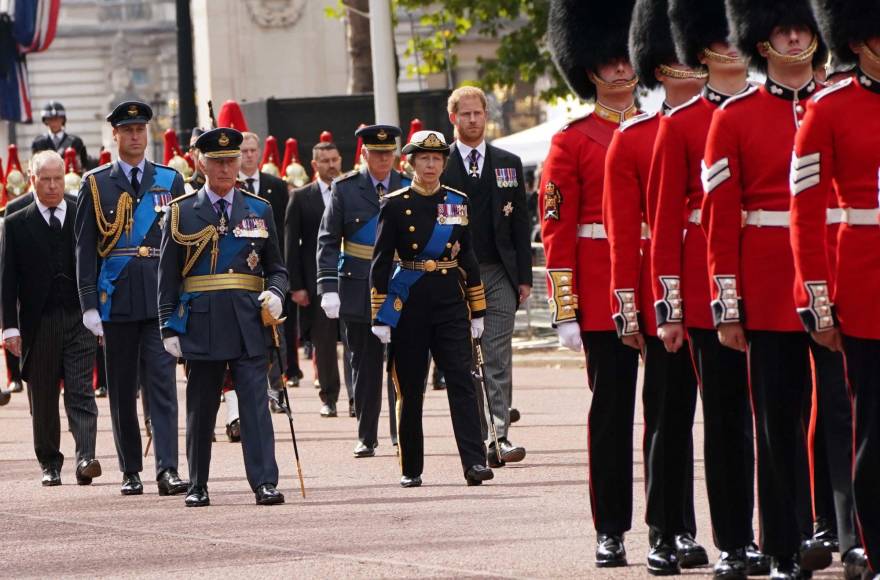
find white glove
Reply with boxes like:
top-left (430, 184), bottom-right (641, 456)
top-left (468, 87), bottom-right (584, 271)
top-left (470, 317), bottom-right (485, 339)
top-left (321, 292), bottom-right (341, 319)
top-left (82, 309), bottom-right (104, 337)
top-left (556, 321), bottom-right (583, 352)
top-left (258, 290), bottom-right (283, 319)
top-left (371, 325), bottom-right (391, 344)
top-left (163, 336), bottom-right (182, 358)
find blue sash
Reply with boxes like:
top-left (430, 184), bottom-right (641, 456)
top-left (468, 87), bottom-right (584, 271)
top-left (376, 190), bottom-right (462, 327)
top-left (97, 166), bottom-right (175, 320)
top-left (164, 195), bottom-right (263, 334)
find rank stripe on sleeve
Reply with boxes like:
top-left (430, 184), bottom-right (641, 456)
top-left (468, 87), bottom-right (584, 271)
top-left (701, 158), bottom-right (731, 194)
top-left (790, 152), bottom-right (821, 196)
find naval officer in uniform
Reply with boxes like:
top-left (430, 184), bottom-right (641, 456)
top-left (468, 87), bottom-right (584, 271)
top-left (158, 128), bottom-right (287, 508)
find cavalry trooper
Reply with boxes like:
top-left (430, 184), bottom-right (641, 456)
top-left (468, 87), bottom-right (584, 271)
top-left (157, 128), bottom-right (287, 508)
top-left (369, 129), bottom-right (492, 488)
top-left (75, 101), bottom-right (188, 497)
top-left (702, 1), bottom-right (835, 576)
top-left (316, 124), bottom-right (410, 458)
top-left (790, 1), bottom-right (880, 577)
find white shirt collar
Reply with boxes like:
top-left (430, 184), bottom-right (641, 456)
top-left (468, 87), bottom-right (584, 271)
top-left (205, 185), bottom-right (234, 209)
top-left (51, 130), bottom-right (65, 141)
top-left (34, 197), bottom-right (67, 224)
top-left (117, 157), bottom-right (147, 178)
top-left (240, 170), bottom-right (260, 181)
top-left (457, 140), bottom-right (486, 160)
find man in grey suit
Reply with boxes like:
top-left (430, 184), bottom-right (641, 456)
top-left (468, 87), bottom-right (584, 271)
top-left (75, 101), bottom-right (188, 497)
top-left (317, 125), bottom-right (410, 457)
top-left (1, 151), bottom-right (100, 486)
top-left (442, 86), bottom-right (532, 467)
top-left (158, 128), bottom-right (287, 508)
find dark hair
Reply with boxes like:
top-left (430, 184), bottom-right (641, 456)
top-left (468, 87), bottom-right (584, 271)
top-left (312, 141), bottom-right (338, 157)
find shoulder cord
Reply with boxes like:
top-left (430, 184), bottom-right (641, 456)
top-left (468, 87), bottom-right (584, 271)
top-left (89, 174), bottom-right (133, 258)
top-left (169, 203), bottom-right (219, 276)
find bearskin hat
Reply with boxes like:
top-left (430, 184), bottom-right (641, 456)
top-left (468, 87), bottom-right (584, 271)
top-left (549, 0), bottom-right (637, 101)
top-left (811, 0), bottom-right (880, 66)
top-left (725, 0), bottom-right (828, 70)
top-left (629, 0), bottom-right (679, 90)
top-left (669, 0), bottom-right (731, 68)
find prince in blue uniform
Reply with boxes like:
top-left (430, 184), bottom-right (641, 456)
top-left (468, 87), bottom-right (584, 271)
top-left (158, 128), bottom-right (288, 507)
top-left (75, 101), bottom-right (188, 497)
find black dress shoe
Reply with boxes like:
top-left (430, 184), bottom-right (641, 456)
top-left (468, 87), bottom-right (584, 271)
top-left (675, 533), bottom-right (709, 568)
top-left (770, 556), bottom-right (803, 580)
top-left (320, 403), bottom-right (337, 417)
top-left (95, 385), bottom-right (107, 398)
top-left (41, 467), bottom-right (61, 486)
top-left (496, 438), bottom-right (526, 463)
top-left (842, 547), bottom-right (868, 580)
top-left (157, 469), bottom-right (189, 496)
top-left (648, 533), bottom-right (681, 576)
top-left (120, 472), bottom-right (143, 495)
top-left (255, 483), bottom-right (285, 505)
top-left (269, 391), bottom-right (285, 413)
top-left (185, 486), bottom-right (210, 507)
top-left (799, 537), bottom-right (832, 571)
top-left (509, 407), bottom-right (521, 423)
top-left (745, 543), bottom-right (770, 575)
top-left (75, 458), bottom-right (102, 485)
top-left (226, 419), bottom-right (241, 442)
top-left (464, 464), bottom-right (494, 486)
top-left (0, 388), bottom-right (10, 406)
top-left (487, 445), bottom-right (505, 468)
top-left (8, 380), bottom-right (23, 393)
top-left (400, 475), bottom-right (422, 488)
top-left (812, 518), bottom-right (839, 552)
top-left (595, 533), bottom-right (627, 567)
top-left (714, 549), bottom-right (748, 579)
top-left (353, 441), bottom-right (376, 458)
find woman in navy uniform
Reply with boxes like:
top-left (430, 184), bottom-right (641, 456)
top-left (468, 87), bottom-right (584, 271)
top-left (370, 130), bottom-right (492, 488)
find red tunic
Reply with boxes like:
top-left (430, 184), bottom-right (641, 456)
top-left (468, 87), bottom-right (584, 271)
top-left (702, 80), bottom-right (819, 332)
top-left (540, 112), bottom-right (633, 331)
top-left (605, 112), bottom-right (660, 337)
top-left (790, 74), bottom-right (880, 340)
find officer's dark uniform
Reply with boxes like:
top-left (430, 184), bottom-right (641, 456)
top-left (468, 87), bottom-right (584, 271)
top-left (370, 130), bottom-right (491, 487)
top-left (316, 125), bottom-right (409, 456)
top-left (74, 101), bottom-right (187, 496)
top-left (31, 101), bottom-right (91, 171)
top-left (158, 128), bottom-right (288, 507)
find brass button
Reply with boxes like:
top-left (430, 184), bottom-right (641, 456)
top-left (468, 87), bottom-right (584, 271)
top-left (408, 226), bottom-right (415, 232)
top-left (355, 218), bottom-right (360, 223)
top-left (405, 209), bottom-right (412, 215)
top-left (446, 242), bottom-right (452, 248)
top-left (441, 268), bottom-right (447, 275)
top-left (411, 243), bottom-right (418, 250)
top-left (403, 194), bottom-right (410, 199)
top-left (228, 269), bottom-right (234, 273)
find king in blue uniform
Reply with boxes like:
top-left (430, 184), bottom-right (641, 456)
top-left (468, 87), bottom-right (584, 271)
top-left (158, 128), bottom-right (288, 508)
top-left (75, 101), bottom-right (188, 497)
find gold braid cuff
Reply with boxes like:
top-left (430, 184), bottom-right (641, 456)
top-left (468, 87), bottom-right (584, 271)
top-left (89, 174), bottom-right (133, 258)
top-left (169, 203), bottom-right (220, 277)
top-left (762, 36), bottom-right (819, 65)
top-left (658, 64), bottom-right (708, 80)
top-left (547, 269), bottom-right (578, 324)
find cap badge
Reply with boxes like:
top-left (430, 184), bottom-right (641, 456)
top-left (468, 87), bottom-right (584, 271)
top-left (377, 129), bottom-right (388, 141)
top-left (423, 133), bottom-right (443, 148)
top-left (218, 132), bottom-right (230, 147)
top-left (127, 105), bottom-right (138, 117)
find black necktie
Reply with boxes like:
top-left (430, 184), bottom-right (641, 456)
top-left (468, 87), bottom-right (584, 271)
top-left (468, 149), bottom-right (480, 178)
top-left (48, 206), bottom-right (61, 232)
top-left (246, 178), bottom-right (256, 193)
top-left (130, 166), bottom-right (140, 194)
top-left (216, 198), bottom-right (228, 220)
top-left (376, 182), bottom-right (386, 198)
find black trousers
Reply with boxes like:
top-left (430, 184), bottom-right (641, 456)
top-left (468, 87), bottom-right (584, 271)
top-left (748, 331), bottom-right (814, 557)
top-left (305, 301), bottom-right (340, 404)
top-left (96, 344), bottom-right (107, 389)
top-left (689, 328), bottom-right (756, 551)
top-left (5, 345), bottom-right (21, 384)
top-left (807, 339), bottom-right (857, 555)
top-left (345, 319), bottom-right (396, 446)
top-left (842, 336), bottom-right (880, 572)
top-left (283, 294), bottom-right (302, 379)
top-left (186, 354), bottom-right (278, 491)
top-left (103, 319), bottom-right (178, 477)
top-left (391, 312), bottom-right (484, 478)
top-left (583, 331), bottom-right (639, 535)
top-left (25, 307), bottom-right (98, 469)
top-left (643, 336), bottom-right (698, 537)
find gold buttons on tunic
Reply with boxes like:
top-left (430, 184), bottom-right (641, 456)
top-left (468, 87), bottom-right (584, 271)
top-left (446, 242), bottom-right (452, 248)
top-left (408, 226), bottom-right (415, 232)
top-left (441, 269), bottom-right (447, 275)
top-left (403, 194), bottom-right (410, 199)
top-left (411, 243), bottom-right (418, 250)
top-left (405, 209), bottom-right (412, 215)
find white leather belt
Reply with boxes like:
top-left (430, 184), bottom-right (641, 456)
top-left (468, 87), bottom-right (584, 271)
top-left (688, 209), bottom-right (701, 225)
top-left (641, 222), bottom-right (650, 240)
top-left (841, 207), bottom-right (879, 226)
top-left (577, 223), bottom-right (607, 239)
top-left (826, 208), bottom-right (844, 224)
top-left (744, 210), bottom-right (790, 227)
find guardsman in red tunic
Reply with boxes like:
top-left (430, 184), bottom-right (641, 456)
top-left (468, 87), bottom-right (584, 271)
top-left (652, 1), bottom-right (769, 576)
top-left (702, 2), bottom-right (832, 577)
top-left (541, 0), bottom-right (639, 569)
top-left (604, 0), bottom-right (708, 573)
top-left (791, 2), bottom-right (880, 577)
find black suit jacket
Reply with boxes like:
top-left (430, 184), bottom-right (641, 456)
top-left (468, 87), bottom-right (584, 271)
top-left (257, 172), bottom-right (289, 247)
top-left (32, 132), bottom-right (92, 171)
top-left (442, 142), bottom-right (533, 291)
top-left (1, 194), bottom-right (78, 376)
top-left (0, 192), bottom-right (34, 217)
top-left (285, 180), bottom-right (326, 298)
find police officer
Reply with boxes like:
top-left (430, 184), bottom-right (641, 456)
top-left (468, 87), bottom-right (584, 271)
top-left (316, 124), bottom-right (409, 457)
top-left (32, 101), bottom-right (91, 172)
top-left (370, 130), bottom-right (491, 487)
top-left (75, 101), bottom-right (188, 497)
top-left (158, 128), bottom-right (287, 508)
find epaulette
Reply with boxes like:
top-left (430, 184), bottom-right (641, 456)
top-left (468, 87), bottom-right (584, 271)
top-left (720, 85), bottom-right (759, 110)
top-left (152, 161), bottom-right (175, 171)
top-left (242, 190), bottom-right (269, 204)
top-left (442, 185), bottom-right (469, 198)
top-left (82, 163), bottom-right (112, 179)
top-left (168, 191), bottom-right (197, 205)
top-left (384, 186), bottom-right (410, 199)
top-left (620, 111), bottom-right (658, 132)
top-left (333, 169), bottom-right (360, 184)
top-left (559, 112), bottom-right (591, 132)
top-left (667, 94), bottom-right (701, 117)
top-left (813, 77), bottom-right (854, 103)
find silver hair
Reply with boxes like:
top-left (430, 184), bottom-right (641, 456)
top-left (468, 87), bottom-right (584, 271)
top-left (30, 150), bottom-right (64, 177)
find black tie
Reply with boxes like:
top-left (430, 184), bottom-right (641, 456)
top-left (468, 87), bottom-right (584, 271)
top-left (246, 178), bottom-right (256, 193)
top-left (216, 198), bottom-right (228, 220)
top-left (376, 182), bottom-right (386, 198)
top-left (48, 206), bottom-right (61, 232)
top-left (130, 166), bottom-right (140, 194)
top-left (468, 149), bottom-right (480, 178)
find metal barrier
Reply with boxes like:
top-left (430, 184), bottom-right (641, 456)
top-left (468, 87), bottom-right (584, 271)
top-left (515, 243), bottom-right (551, 337)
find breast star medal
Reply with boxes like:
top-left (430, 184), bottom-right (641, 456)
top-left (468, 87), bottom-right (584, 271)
top-left (502, 201), bottom-right (513, 216)
top-left (246, 249), bottom-right (260, 271)
top-left (217, 214), bottom-right (228, 236)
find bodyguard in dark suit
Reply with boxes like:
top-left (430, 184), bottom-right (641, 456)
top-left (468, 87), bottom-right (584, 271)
top-left (31, 101), bottom-right (91, 172)
top-left (286, 141), bottom-right (345, 416)
top-left (158, 128), bottom-right (287, 508)
top-left (1, 151), bottom-right (100, 486)
top-left (75, 101), bottom-right (188, 497)
top-left (317, 124), bottom-right (409, 457)
top-left (442, 87), bottom-right (532, 466)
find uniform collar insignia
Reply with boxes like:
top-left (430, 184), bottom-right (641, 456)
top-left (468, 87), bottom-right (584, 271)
top-left (765, 77), bottom-right (817, 101)
top-left (857, 68), bottom-right (880, 95)
top-left (703, 85), bottom-right (738, 106)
